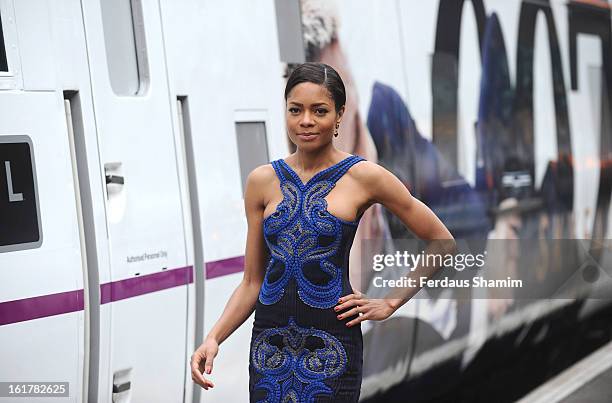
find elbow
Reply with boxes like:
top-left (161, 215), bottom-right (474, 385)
top-left (242, 272), bottom-right (263, 289)
top-left (448, 238), bottom-right (458, 255)
top-left (437, 226), bottom-right (456, 253)
top-left (442, 233), bottom-right (457, 255)
top-left (430, 235), bottom-right (457, 256)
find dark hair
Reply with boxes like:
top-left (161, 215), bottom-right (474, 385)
top-left (284, 62), bottom-right (346, 113)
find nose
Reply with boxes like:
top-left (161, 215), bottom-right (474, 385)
top-left (299, 111), bottom-right (315, 127)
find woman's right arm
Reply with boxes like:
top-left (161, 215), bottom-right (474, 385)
top-left (191, 166), bottom-right (271, 389)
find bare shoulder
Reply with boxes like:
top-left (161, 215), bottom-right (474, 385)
top-left (350, 159), bottom-right (408, 204)
top-left (244, 163), bottom-right (277, 206)
top-left (247, 163), bottom-right (277, 186)
top-left (349, 159), bottom-right (392, 185)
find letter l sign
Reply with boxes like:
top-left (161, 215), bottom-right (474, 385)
top-left (5, 161), bottom-right (23, 202)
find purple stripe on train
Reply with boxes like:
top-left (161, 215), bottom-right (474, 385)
top-left (205, 255), bottom-right (244, 279)
top-left (99, 265), bottom-right (194, 304)
top-left (0, 289), bottom-right (84, 326)
top-left (0, 265), bottom-right (193, 326)
top-left (0, 255), bottom-right (246, 326)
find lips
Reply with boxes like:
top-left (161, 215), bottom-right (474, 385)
top-left (297, 132), bottom-right (318, 140)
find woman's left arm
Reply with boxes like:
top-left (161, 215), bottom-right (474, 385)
top-left (336, 162), bottom-right (455, 327)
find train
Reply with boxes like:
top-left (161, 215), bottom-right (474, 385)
top-left (0, 0), bottom-right (610, 402)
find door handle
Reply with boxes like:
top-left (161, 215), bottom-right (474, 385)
top-left (105, 174), bottom-right (125, 185)
top-left (112, 381), bottom-right (131, 393)
top-left (112, 368), bottom-right (132, 402)
top-left (103, 162), bottom-right (126, 223)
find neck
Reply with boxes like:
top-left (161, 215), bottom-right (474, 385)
top-left (292, 145), bottom-right (345, 173)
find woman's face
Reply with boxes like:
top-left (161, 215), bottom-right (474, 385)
top-left (285, 82), bottom-right (344, 151)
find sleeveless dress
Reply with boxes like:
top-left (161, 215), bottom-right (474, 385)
top-left (249, 154), bottom-right (366, 403)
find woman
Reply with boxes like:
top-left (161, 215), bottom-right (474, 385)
top-left (191, 62), bottom-right (453, 402)
top-left (299, 0), bottom-right (387, 296)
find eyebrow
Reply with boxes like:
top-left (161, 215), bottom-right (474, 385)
top-left (288, 102), bottom-right (330, 107)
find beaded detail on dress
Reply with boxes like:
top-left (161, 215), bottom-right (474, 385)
top-left (259, 155), bottom-right (366, 309)
top-left (250, 316), bottom-right (347, 402)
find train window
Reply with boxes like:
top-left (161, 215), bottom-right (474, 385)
top-left (100, 0), bottom-right (149, 95)
top-left (0, 9), bottom-right (8, 72)
top-left (274, 0), bottom-right (305, 64)
top-left (235, 122), bottom-right (270, 194)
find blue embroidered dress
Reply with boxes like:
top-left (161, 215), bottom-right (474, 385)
top-left (249, 155), bottom-right (366, 403)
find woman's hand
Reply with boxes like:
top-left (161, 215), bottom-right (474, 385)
top-left (334, 291), bottom-right (398, 327)
top-left (191, 337), bottom-right (218, 390)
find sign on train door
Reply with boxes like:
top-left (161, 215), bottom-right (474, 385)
top-left (81, 1), bottom-right (190, 402)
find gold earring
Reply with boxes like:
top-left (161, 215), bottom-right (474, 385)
top-left (334, 124), bottom-right (339, 137)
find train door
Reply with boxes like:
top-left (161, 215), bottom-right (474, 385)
top-left (80, 1), bottom-right (190, 402)
top-left (0, 1), bottom-right (86, 401)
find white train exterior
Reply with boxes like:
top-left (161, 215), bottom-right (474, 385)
top-left (0, 1), bottom-right (610, 402)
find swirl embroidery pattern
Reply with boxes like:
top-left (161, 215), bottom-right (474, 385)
top-left (260, 155), bottom-right (365, 309)
top-left (251, 316), bottom-right (347, 402)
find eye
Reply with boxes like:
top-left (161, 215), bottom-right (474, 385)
top-left (288, 107), bottom-right (300, 114)
top-left (315, 108), bottom-right (328, 115)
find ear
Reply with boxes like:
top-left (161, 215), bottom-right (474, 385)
top-left (336, 105), bottom-right (346, 124)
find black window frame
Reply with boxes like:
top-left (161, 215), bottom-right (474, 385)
top-left (0, 10), bottom-right (8, 72)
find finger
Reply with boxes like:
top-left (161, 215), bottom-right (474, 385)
top-left (191, 368), bottom-right (206, 388)
top-left (337, 305), bottom-right (363, 320)
top-left (204, 377), bottom-right (215, 388)
top-left (199, 377), bottom-right (215, 390)
top-left (191, 354), bottom-right (214, 389)
top-left (191, 367), bottom-right (215, 389)
top-left (204, 355), bottom-right (215, 375)
top-left (346, 312), bottom-right (368, 327)
top-left (337, 294), bottom-right (358, 304)
top-left (198, 351), bottom-right (213, 373)
top-left (191, 354), bottom-right (201, 373)
top-left (334, 299), bottom-right (355, 312)
top-left (190, 358), bottom-right (205, 385)
top-left (335, 297), bottom-right (366, 312)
